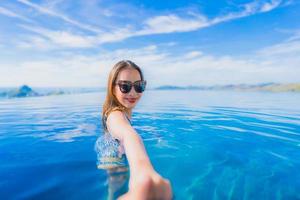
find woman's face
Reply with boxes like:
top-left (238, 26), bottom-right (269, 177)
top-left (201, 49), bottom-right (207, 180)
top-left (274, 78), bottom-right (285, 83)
top-left (114, 68), bottom-right (143, 109)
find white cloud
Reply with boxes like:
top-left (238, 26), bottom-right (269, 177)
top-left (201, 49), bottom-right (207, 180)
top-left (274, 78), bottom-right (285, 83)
top-left (17, 35), bottom-right (55, 50)
top-left (257, 40), bottom-right (300, 56)
top-left (260, 0), bottom-right (282, 12)
top-left (10, 0), bottom-right (284, 50)
top-left (0, 6), bottom-right (32, 22)
top-left (136, 0), bottom-right (283, 36)
top-left (211, 0), bottom-right (282, 25)
top-left (286, 30), bottom-right (300, 42)
top-left (17, 24), bottom-right (136, 49)
top-left (0, 56), bottom-right (109, 87)
top-left (17, 0), bottom-right (103, 33)
top-left (1, 1), bottom-right (297, 87)
top-left (2, 39), bottom-right (299, 87)
top-left (137, 14), bottom-right (208, 35)
top-left (0, 45), bottom-right (167, 87)
top-left (93, 0), bottom-right (276, 42)
top-left (19, 25), bottom-right (96, 48)
top-left (184, 51), bottom-right (203, 59)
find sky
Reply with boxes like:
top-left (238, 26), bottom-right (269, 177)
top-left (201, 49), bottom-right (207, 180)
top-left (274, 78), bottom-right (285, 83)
top-left (0, 0), bottom-right (300, 87)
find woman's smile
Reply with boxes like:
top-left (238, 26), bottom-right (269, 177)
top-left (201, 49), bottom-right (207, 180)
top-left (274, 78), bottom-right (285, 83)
top-left (125, 97), bottom-right (137, 103)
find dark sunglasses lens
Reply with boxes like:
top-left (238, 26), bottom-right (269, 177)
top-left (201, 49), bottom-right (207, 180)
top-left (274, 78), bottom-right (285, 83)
top-left (119, 83), bottom-right (131, 93)
top-left (134, 81), bottom-right (146, 93)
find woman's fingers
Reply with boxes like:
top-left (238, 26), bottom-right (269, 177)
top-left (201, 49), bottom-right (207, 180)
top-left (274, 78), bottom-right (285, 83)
top-left (164, 179), bottom-right (173, 200)
top-left (155, 178), bottom-right (173, 200)
top-left (145, 174), bottom-right (172, 200)
top-left (120, 174), bottom-right (152, 200)
top-left (119, 174), bottom-right (173, 200)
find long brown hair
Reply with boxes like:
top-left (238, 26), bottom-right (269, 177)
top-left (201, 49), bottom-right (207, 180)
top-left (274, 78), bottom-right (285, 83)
top-left (102, 60), bottom-right (145, 132)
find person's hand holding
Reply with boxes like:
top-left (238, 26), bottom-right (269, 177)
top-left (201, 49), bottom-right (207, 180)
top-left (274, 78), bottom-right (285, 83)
top-left (118, 167), bottom-right (172, 200)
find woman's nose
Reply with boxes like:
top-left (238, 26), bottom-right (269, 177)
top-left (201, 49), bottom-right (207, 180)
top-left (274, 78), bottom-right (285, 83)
top-left (128, 85), bottom-right (140, 96)
top-left (128, 87), bottom-right (137, 95)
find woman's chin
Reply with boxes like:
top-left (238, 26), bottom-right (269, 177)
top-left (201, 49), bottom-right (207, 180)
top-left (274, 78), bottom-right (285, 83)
top-left (124, 103), bottom-right (136, 109)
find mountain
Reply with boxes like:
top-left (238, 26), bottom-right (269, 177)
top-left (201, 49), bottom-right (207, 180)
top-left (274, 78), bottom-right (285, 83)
top-left (0, 85), bottom-right (103, 99)
top-left (154, 83), bottom-right (300, 92)
top-left (0, 85), bottom-right (40, 98)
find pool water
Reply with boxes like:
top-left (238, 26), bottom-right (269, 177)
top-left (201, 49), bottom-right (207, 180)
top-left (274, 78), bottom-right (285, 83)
top-left (1, 90), bottom-right (300, 199)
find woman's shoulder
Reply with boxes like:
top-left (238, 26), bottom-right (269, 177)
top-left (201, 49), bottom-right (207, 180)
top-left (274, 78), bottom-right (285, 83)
top-left (106, 108), bottom-right (131, 125)
top-left (105, 108), bottom-right (131, 142)
top-left (107, 110), bottom-right (124, 121)
top-left (105, 106), bottom-right (124, 117)
top-left (106, 109), bottom-right (130, 127)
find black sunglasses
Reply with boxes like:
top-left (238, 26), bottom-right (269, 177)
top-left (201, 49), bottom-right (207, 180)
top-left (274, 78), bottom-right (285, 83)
top-left (116, 80), bottom-right (147, 93)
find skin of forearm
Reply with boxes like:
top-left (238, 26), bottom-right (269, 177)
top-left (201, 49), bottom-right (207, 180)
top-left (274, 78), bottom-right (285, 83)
top-left (122, 131), bottom-right (154, 177)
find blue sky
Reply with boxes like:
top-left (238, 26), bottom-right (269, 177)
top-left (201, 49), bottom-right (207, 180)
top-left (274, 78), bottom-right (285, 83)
top-left (0, 0), bottom-right (299, 87)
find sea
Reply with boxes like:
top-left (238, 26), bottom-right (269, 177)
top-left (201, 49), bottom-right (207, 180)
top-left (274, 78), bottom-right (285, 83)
top-left (1, 90), bottom-right (300, 199)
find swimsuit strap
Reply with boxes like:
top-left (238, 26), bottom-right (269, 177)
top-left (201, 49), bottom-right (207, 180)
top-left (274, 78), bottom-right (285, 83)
top-left (124, 112), bottom-right (131, 124)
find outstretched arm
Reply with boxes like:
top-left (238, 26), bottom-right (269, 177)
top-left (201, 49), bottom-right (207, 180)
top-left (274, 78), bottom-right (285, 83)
top-left (106, 111), bottom-right (172, 200)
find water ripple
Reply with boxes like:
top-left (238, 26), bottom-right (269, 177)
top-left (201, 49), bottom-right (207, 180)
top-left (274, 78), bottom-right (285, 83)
top-left (1, 91), bottom-right (300, 199)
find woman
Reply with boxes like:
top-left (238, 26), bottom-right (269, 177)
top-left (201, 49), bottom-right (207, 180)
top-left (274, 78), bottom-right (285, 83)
top-left (95, 60), bottom-right (173, 200)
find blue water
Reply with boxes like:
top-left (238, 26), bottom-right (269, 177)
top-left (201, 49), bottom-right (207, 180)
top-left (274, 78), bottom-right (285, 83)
top-left (1, 90), bottom-right (300, 199)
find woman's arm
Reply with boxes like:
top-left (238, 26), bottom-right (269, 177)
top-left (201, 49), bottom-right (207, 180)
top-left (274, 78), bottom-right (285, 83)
top-left (106, 111), bottom-right (172, 200)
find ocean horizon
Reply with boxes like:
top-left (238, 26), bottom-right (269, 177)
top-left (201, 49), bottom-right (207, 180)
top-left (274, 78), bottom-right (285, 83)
top-left (1, 90), bottom-right (299, 199)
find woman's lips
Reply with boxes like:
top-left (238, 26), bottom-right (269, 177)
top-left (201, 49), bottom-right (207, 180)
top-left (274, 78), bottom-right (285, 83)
top-left (126, 98), bottom-right (137, 103)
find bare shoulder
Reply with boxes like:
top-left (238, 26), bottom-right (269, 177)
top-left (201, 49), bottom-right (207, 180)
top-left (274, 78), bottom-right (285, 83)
top-left (106, 110), bottom-right (129, 124)
top-left (106, 110), bottom-right (133, 141)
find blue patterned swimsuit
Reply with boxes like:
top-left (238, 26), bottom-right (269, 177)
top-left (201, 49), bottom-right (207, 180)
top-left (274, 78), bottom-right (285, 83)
top-left (95, 112), bottom-right (131, 170)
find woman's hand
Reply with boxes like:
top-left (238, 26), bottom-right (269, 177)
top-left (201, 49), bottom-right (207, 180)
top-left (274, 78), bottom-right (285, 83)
top-left (106, 111), bottom-right (173, 199)
top-left (118, 168), bottom-right (172, 200)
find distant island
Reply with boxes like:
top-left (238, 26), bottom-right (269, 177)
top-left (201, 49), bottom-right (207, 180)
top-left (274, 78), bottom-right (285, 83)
top-left (154, 83), bottom-right (300, 92)
top-left (0, 85), bottom-right (101, 99)
top-left (0, 85), bottom-right (65, 98)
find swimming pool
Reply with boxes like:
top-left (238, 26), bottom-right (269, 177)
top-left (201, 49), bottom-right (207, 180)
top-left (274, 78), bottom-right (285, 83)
top-left (1, 90), bottom-right (299, 199)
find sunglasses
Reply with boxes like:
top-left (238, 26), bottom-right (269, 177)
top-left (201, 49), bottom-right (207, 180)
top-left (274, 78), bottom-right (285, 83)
top-left (116, 80), bottom-right (147, 93)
